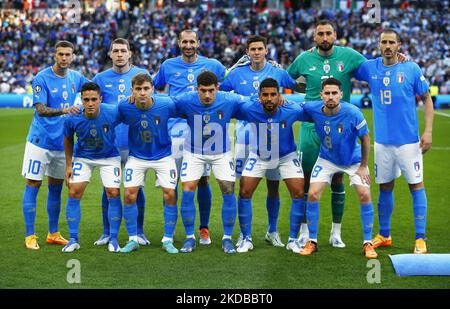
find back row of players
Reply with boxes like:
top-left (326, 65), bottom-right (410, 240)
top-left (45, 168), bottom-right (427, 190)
top-left (22, 20), bottom-right (434, 257)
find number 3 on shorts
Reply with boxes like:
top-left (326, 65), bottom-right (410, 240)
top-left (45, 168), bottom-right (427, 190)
top-left (311, 165), bottom-right (323, 178)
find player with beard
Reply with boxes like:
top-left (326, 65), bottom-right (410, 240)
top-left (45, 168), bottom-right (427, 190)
top-left (287, 20), bottom-right (369, 248)
top-left (153, 30), bottom-right (226, 247)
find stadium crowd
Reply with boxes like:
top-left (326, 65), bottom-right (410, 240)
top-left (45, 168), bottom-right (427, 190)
top-left (0, 2), bottom-right (448, 94)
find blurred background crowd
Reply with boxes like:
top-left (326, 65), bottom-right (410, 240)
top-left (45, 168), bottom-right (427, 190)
top-left (0, 0), bottom-right (448, 96)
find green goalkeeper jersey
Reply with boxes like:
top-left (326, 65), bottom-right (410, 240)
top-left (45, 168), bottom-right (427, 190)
top-left (287, 46), bottom-right (366, 102)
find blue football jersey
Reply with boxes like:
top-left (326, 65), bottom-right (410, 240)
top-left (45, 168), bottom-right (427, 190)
top-left (173, 91), bottom-right (248, 155)
top-left (27, 67), bottom-right (89, 151)
top-left (93, 66), bottom-right (149, 150)
top-left (234, 97), bottom-right (310, 158)
top-left (354, 58), bottom-right (429, 145)
top-left (64, 104), bottom-right (120, 159)
top-left (302, 101), bottom-right (369, 166)
top-left (220, 62), bottom-right (296, 96)
top-left (153, 55), bottom-right (227, 137)
top-left (221, 63), bottom-right (297, 145)
top-left (118, 96), bottom-right (177, 161)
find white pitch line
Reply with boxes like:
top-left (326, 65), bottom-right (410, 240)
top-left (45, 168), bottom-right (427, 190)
top-left (434, 111), bottom-right (450, 118)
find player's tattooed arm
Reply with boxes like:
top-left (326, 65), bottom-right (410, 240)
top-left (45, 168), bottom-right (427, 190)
top-left (217, 180), bottom-right (235, 195)
top-left (421, 91), bottom-right (434, 154)
top-left (35, 103), bottom-right (80, 117)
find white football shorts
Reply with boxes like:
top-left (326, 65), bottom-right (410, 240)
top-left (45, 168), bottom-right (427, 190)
top-left (241, 151), bottom-right (304, 180)
top-left (22, 141), bottom-right (65, 180)
top-left (310, 157), bottom-right (369, 187)
top-left (374, 142), bottom-right (423, 184)
top-left (180, 151), bottom-right (235, 182)
top-left (125, 155), bottom-right (178, 189)
top-left (69, 156), bottom-right (122, 188)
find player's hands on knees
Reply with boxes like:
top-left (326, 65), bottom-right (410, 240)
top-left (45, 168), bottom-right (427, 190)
top-left (356, 165), bottom-right (371, 185)
top-left (420, 132), bottom-right (432, 154)
top-left (128, 95), bottom-right (136, 104)
top-left (64, 106), bottom-right (80, 117)
top-left (65, 167), bottom-right (73, 187)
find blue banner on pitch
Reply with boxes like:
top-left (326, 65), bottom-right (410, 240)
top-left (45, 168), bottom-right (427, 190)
top-left (389, 254), bottom-right (450, 276)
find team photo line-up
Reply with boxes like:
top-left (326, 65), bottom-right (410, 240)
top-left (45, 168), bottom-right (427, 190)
top-left (21, 21), bottom-right (433, 258)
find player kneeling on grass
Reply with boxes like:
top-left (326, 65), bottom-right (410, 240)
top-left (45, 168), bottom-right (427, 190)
top-left (119, 73), bottom-right (179, 254)
top-left (233, 78), bottom-right (310, 253)
top-left (62, 82), bottom-right (122, 253)
top-left (298, 77), bottom-right (378, 259)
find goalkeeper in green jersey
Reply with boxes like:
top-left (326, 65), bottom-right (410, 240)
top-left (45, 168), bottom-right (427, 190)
top-left (287, 20), bottom-right (367, 248)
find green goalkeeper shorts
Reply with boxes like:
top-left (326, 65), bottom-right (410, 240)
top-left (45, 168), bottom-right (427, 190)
top-left (298, 122), bottom-right (321, 175)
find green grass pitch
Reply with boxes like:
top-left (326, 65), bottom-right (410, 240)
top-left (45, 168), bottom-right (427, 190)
top-left (0, 108), bottom-right (449, 289)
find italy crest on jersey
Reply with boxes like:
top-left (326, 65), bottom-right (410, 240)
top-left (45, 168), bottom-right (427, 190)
top-left (324, 125), bottom-right (331, 135)
top-left (118, 84), bottom-right (126, 93)
top-left (383, 77), bottom-right (390, 86)
top-left (187, 73), bottom-right (195, 83)
top-left (114, 167), bottom-right (121, 177)
top-left (397, 72), bottom-right (404, 83)
top-left (203, 114), bottom-right (210, 123)
top-left (170, 169), bottom-right (176, 179)
top-left (141, 120), bottom-right (148, 128)
top-left (336, 61), bottom-right (344, 72)
top-left (90, 128), bottom-right (97, 137)
top-left (323, 60), bottom-right (330, 74)
top-left (62, 91), bottom-right (68, 100)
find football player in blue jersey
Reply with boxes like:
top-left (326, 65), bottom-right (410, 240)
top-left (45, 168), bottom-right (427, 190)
top-left (92, 38), bottom-right (151, 247)
top-left (118, 74), bottom-right (179, 254)
top-left (221, 35), bottom-right (305, 248)
top-left (354, 29), bottom-right (434, 254)
top-left (298, 78), bottom-right (378, 259)
top-left (153, 29), bottom-right (227, 246)
top-left (22, 41), bottom-right (88, 250)
top-left (173, 71), bottom-right (248, 254)
top-left (232, 78), bottom-right (309, 253)
top-left (62, 82), bottom-right (122, 253)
